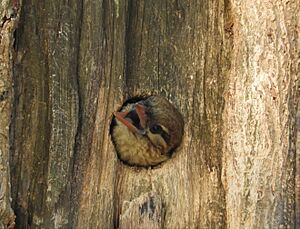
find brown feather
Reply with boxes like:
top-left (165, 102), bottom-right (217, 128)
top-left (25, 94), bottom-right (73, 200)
top-left (111, 96), bottom-right (184, 167)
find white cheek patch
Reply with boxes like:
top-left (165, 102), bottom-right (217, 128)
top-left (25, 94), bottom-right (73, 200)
top-left (160, 125), bottom-right (169, 134)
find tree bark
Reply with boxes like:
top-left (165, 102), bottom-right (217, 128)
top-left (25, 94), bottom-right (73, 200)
top-left (11, 1), bottom-right (81, 227)
top-left (296, 95), bottom-right (300, 226)
top-left (223, 1), bottom-right (299, 227)
top-left (0, 0), bottom-right (19, 228)
top-left (0, 0), bottom-right (297, 228)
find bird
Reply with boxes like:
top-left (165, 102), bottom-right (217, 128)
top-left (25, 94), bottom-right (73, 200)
top-left (111, 96), bottom-right (184, 167)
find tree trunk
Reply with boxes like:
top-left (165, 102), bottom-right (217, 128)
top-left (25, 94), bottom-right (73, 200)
top-left (0, 1), bottom-right (19, 228)
top-left (223, 1), bottom-right (299, 228)
top-left (0, 0), bottom-right (298, 228)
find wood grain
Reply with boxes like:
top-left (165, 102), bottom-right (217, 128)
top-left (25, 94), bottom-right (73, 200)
top-left (3, 0), bottom-right (299, 228)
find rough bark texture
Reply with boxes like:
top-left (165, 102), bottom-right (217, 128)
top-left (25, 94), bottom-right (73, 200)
top-left (11, 1), bottom-right (81, 227)
top-left (0, 0), bottom-right (19, 228)
top-left (73, 0), bottom-right (229, 228)
top-left (11, 0), bottom-right (229, 228)
top-left (297, 98), bottom-right (300, 226)
top-left (0, 0), bottom-right (297, 228)
top-left (223, 0), bottom-right (299, 228)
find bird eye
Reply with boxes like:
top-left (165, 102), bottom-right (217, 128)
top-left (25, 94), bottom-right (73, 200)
top-left (150, 125), bottom-right (163, 134)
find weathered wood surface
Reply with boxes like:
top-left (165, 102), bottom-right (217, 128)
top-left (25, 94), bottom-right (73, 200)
top-left (223, 1), bottom-right (299, 228)
top-left (0, 0), bottom-right (19, 228)
top-left (11, 1), bottom-right (81, 227)
top-left (0, 0), bottom-right (297, 228)
top-left (296, 97), bottom-right (300, 227)
top-left (74, 1), bottom-right (229, 228)
top-left (11, 0), bottom-right (229, 228)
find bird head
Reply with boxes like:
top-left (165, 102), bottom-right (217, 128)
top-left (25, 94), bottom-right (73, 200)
top-left (113, 96), bottom-right (184, 157)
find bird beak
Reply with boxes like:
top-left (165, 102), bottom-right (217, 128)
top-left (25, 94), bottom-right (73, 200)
top-left (113, 103), bottom-right (146, 135)
top-left (135, 103), bottom-right (146, 128)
